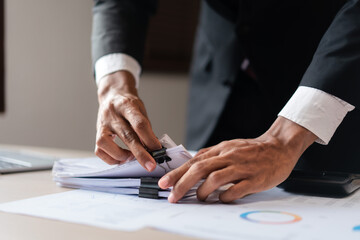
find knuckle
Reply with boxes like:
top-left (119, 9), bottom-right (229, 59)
top-left (198, 148), bottom-right (207, 154)
top-left (186, 157), bottom-right (198, 168)
top-left (96, 137), bottom-right (106, 147)
top-left (218, 140), bottom-right (229, 147)
top-left (190, 161), bottom-right (207, 175)
top-left (102, 100), bottom-right (117, 116)
top-left (117, 96), bottom-right (140, 108)
top-left (133, 117), bottom-right (148, 131)
top-left (114, 123), bottom-right (124, 132)
top-left (207, 171), bottom-right (222, 184)
top-left (120, 130), bottom-right (137, 143)
top-left (118, 96), bottom-right (131, 107)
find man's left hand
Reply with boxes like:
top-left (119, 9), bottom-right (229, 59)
top-left (158, 117), bottom-right (317, 203)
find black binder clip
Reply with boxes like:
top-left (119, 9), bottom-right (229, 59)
top-left (139, 177), bottom-right (161, 199)
top-left (148, 147), bottom-right (171, 164)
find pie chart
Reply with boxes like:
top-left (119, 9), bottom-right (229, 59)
top-left (240, 210), bottom-right (302, 224)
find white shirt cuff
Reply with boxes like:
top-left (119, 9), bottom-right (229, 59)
top-left (278, 86), bottom-right (355, 145)
top-left (95, 53), bottom-right (141, 89)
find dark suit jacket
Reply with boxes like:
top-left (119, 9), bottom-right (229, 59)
top-left (92, 0), bottom-right (360, 173)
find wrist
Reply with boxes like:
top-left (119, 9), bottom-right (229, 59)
top-left (97, 70), bottom-right (138, 102)
top-left (262, 116), bottom-right (317, 158)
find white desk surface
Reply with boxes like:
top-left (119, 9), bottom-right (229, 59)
top-left (0, 144), bottom-right (197, 240)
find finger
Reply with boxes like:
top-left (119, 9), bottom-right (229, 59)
top-left (111, 117), bottom-right (156, 172)
top-left (158, 162), bottom-right (190, 189)
top-left (219, 180), bottom-right (253, 203)
top-left (168, 157), bottom-right (227, 203)
top-left (194, 147), bottom-right (211, 157)
top-left (94, 147), bottom-right (118, 165)
top-left (158, 153), bottom-right (206, 189)
top-left (96, 131), bottom-right (133, 162)
top-left (192, 146), bottom-right (220, 162)
top-left (121, 107), bottom-right (161, 151)
top-left (196, 168), bottom-right (241, 201)
top-left (158, 149), bottom-right (222, 190)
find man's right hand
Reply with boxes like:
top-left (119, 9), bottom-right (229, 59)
top-left (95, 70), bottom-right (161, 171)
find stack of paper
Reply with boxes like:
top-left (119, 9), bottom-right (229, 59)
top-left (52, 135), bottom-right (196, 198)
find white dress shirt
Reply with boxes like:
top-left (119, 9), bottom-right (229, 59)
top-left (95, 53), bottom-right (141, 89)
top-left (95, 53), bottom-right (355, 145)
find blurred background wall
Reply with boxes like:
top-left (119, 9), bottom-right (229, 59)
top-left (0, 0), bottom-right (197, 151)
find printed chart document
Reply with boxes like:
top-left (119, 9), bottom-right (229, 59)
top-left (52, 134), bottom-right (196, 198)
top-left (1, 187), bottom-right (360, 240)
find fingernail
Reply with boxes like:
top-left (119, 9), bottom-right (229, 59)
top-left (159, 176), bottom-right (170, 189)
top-left (145, 161), bottom-right (155, 171)
top-left (168, 192), bottom-right (176, 203)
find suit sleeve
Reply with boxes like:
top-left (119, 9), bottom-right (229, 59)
top-left (300, 0), bottom-right (360, 108)
top-left (91, 0), bottom-right (157, 69)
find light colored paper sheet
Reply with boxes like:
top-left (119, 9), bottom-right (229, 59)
top-left (53, 144), bottom-right (192, 178)
top-left (51, 134), bottom-right (196, 199)
top-left (52, 134), bottom-right (190, 179)
top-left (54, 177), bottom-right (200, 198)
top-left (53, 177), bottom-right (141, 188)
top-left (1, 188), bottom-right (360, 240)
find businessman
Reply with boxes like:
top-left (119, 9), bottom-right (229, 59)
top-left (92, 0), bottom-right (360, 203)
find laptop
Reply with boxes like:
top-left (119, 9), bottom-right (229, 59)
top-left (0, 149), bottom-right (57, 174)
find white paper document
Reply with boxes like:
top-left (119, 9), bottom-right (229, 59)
top-left (53, 134), bottom-right (191, 178)
top-left (53, 145), bottom-right (191, 178)
top-left (1, 188), bottom-right (360, 240)
top-left (52, 134), bottom-right (195, 198)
